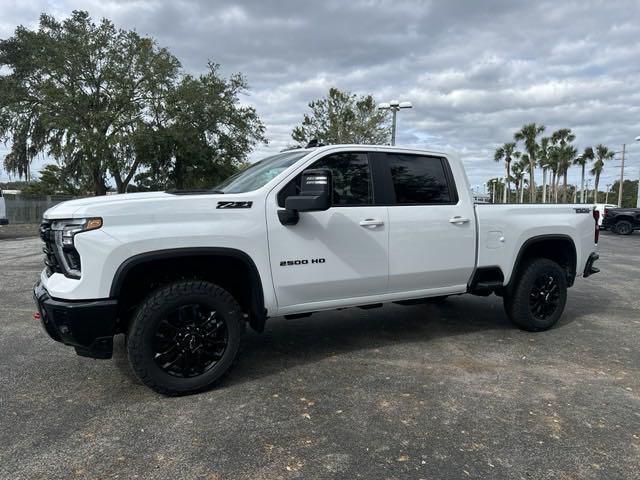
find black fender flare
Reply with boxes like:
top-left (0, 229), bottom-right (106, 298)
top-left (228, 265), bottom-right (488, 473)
top-left (109, 247), bottom-right (266, 329)
top-left (507, 234), bottom-right (577, 290)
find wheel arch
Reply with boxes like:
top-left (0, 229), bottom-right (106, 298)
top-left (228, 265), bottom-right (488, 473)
top-left (110, 247), bottom-right (266, 332)
top-left (508, 234), bottom-right (577, 291)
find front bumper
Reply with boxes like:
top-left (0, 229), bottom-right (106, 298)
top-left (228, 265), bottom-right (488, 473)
top-left (33, 282), bottom-right (118, 359)
top-left (583, 252), bottom-right (600, 278)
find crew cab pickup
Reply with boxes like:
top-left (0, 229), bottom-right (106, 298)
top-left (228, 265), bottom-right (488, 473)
top-left (602, 207), bottom-right (640, 235)
top-left (34, 145), bottom-right (600, 395)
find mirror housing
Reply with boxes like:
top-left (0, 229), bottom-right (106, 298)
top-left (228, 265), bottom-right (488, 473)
top-left (278, 169), bottom-right (332, 225)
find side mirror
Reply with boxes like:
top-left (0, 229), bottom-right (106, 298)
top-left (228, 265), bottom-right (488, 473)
top-left (278, 169), bottom-right (332, 225)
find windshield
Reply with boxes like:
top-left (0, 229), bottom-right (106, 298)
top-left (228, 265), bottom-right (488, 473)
top-left (215, 150), bottom-right (310, 194)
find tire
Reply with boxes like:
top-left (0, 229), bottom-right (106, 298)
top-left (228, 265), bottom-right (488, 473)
top-left (503, 258), bottom-right (567, 332)
top-left (127, 280), bottom-right (244, 395)
top-left (614, 220), bottom-right (633, 235)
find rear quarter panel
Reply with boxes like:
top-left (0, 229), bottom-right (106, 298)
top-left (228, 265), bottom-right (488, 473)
top-left (474, 204), bottom-right (596, 284)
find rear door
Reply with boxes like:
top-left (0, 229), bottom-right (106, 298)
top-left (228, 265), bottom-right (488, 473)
top-left (373, 152), bottom-right (476, 294)
top-left (266, 151), bottom-right (389, 312)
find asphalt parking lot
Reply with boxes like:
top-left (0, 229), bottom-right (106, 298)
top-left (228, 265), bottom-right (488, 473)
top-left (1, 227), bottom-right (639, 480)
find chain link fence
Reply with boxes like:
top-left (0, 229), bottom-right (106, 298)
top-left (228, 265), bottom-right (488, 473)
top-left (3, 194), bottom-right (79, 224)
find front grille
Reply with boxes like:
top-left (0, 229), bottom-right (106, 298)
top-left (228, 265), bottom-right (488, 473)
top-left (40, 221), bottom-right (62, 276)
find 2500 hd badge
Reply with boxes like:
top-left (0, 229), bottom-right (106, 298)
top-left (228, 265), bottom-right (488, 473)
top-left (280, 258), bottom-right (326, 266)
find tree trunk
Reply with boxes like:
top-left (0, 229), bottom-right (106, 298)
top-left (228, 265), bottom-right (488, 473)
top-left (594, 174), bottom-right (600, 204)
top-left (92, 165), bottom-right (107, 196)
top-left (542, 168), bottom-right (547, 204)
top-left (503, 163), bottom-right (509, 203)
top-left (529, 161), bottom-right (536, 203)
top-left (580, 165), bottom-right (585, 203)
top-left (562, 173), bottom-right (568, 203)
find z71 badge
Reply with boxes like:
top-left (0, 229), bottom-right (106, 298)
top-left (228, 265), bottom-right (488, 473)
top-left (217, 201), bottom-right (253, 209)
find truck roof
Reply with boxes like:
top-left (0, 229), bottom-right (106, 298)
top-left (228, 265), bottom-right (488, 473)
top-left (305, 143), bottom-right (451, 158)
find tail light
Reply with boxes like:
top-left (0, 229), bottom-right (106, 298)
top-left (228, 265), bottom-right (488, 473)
top-left (593, 209), bottom-right (600, 244)
top-left (604, 208), bottom-right (609, 217)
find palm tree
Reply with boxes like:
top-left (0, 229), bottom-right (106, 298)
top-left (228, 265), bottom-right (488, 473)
top-left (591, 144), bottom-right (615, 202)
top-left (537, 137), bottom-right (551, 203)
top-left (510, 160), bottom-right (526, 204)
top-left (514, 123), bottom-right (545, 203)
top-left (547, 144), bottom-right (561, 202)
top-left (486, 178), bottom-right (501, 203)
top-left (494, 142), bottom-right (518, 203)
top-left (574, 147), bottom-right (594, 203)
top-left (560, 146), bottom-right (577, 203)
top-left (549, 129), bottom-right (576, 202)
top-left (551, 128), bottom-right (576, 148)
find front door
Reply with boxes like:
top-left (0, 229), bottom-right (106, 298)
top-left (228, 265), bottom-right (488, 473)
top-left (266, 152), bottom-right (389, 313)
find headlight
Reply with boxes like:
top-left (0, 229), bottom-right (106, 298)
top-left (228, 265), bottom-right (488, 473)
top-left (50, 218), bottom-right (102, 278)
top-left (51, 218), bottom-right (103, 247)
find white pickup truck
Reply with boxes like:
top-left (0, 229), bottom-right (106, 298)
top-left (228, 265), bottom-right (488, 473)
top-left (34, 145), bottom-right (600, 395)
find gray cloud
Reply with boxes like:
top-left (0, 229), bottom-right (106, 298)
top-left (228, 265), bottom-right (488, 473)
top-left (1, 0), bottom-right (640, 189)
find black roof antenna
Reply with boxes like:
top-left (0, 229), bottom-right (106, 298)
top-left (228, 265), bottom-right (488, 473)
top-left (305, 139), bottom-right (326, 148)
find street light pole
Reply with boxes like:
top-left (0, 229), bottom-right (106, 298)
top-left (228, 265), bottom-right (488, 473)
top-left (378, 100), bottom-right (413, 146)
top-left (635, 136), bottom-right (640, 208)
top-left (618, 143), bottom-right (626, 207)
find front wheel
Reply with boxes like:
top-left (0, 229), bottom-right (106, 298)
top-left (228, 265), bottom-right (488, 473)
top-left (503, 258), bottom-right (568, 332)
top-left (614, 220), bottom-right (633, 235)
top-left (127, 281), bottom-right (244, 395)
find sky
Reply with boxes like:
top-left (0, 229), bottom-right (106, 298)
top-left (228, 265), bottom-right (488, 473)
top-left (1, 0), bottom-right (640, 191)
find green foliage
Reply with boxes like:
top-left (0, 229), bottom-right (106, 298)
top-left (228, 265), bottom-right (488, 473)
top-left (608, 179), bottom-right (638, 208)
top-left (0, 11), bottom-right (266, 195)
top-left (291, 87), bottom-right (390, 145)
top-left (514, 123), bottom-right (545, 202)
top-left (20, 164), bottom-right (85, 195)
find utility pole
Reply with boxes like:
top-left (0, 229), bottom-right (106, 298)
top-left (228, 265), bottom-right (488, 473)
top-left (618, 143), bottom-right (626, 207)
top-left (377, 100), bottom-right (413, 146)
top-left (636, 136), bottom-right (640, 208)
top-left (605, 184), bottom-right (611, 204)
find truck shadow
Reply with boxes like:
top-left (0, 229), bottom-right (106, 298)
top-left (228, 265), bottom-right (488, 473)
top-left (111, 291), bottom-right (612, 391)
top-left (219, 292), bottom-right (612, 388)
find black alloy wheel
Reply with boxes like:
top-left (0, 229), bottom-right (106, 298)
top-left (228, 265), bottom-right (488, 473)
top-left (529, 274), bottom-right (560, 320)
top-left (504, 258), bottom-right (568, 332)
top-left (127, 281), bottom-right (244, 395)
top-left (152, 304), bottom-right (228, 378)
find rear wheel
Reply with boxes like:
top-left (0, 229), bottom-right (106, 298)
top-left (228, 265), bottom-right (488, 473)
top-left (127, 281), bottom-right (244, 395)
top-left (614, 220), bottom-right (633, 235)
top-left (504, 258), bottom-right (567, 332)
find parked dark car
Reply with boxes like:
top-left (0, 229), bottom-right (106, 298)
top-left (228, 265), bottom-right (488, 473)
top-left (602, 207), bottom-right (640, 235)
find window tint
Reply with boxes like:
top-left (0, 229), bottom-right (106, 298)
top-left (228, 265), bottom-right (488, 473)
top-left (278, 152), bottom-right (373, 207)
top-left (388, 154), bottom-right (452, 204)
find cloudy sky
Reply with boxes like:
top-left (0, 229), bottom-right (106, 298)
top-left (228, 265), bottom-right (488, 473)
top-left (1, 0), bottom-right (640, 191)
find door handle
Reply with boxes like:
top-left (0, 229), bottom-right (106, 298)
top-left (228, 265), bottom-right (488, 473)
top-left (359, 218), bottom-right (384, 227)
top-left (449, 216), bottom-right (470, 224)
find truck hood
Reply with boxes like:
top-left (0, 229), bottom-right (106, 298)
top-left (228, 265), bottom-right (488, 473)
top-left (43, 192), bottom-right (176, 219)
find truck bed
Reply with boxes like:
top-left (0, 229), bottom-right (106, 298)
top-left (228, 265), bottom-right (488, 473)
top-left (474, 204), bottom-right (596, 284)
